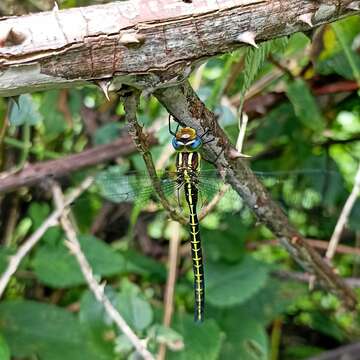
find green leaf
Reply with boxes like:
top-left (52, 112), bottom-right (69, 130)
top-left (122, 250), bottom-right (166, 281)
top-left (116, 280), bottom-right (153, 331)
top-left (212, 307), bottom-right (268, 360)
top-left (332, 21), bottom-right (360, 83)
top-left (255, 103), bottom-right (297, 145)
top-left (32, 235), bottom-right (126, 287)
top-left (39, 90), bottom-right (67, 138)
top-left (308, 312), bottom-right (345, 341)
top-left (79, 291), bottom-right (116, 357)
top-left (235, 279), bottom-right (305, 326)
top-left (349, 201), bottom-right (360, 231)
top-left (9, 94), bottom-right (42, 126)
top-left (0, 248), bottom-right (12, 274)
top-left (286, 78), bottom-right (324, 131)
top-left (0, 333), bottom-right (10, 360)
top-left (93, 123), bottom-right (123, 145)
top-left (284, 345), bottom-right (324, 359)
top-left (0, 300), bottom-right (111, 360)
top-left (206, 257), bottom-right (269, 307)
top-left (317, 17), bottom-right (360, 80)
top-left (28, 202), bottom-right (50, 230)
top-left (150, 324), bottom-right (184, 350)
top-left (202, 214), bottom-right (247, 263)
top-left (168, 314), bottom-right (222, 360)
top-left (238, 37), bottom-right (288, 113)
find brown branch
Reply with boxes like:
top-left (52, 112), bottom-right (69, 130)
top-left (122, 89), bottom-right (187, 225)
top-left (272, 270), bottom-right (360, 288)
top-left (248, 238), bottom-right (360, 257)
top-left (306, 343), bottom-right (360, 360)
top-left (0, 1), bottom-right (359, 96)
top-left (154, 80), bottom-right (358, 310)
top-left (0, 133), bottom-right (157, 194)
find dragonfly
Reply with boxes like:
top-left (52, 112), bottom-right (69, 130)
top-left (75, 123), bottom-right (350, 323)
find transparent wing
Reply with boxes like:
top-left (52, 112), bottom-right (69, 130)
top-left (74, 166), bottom-right (349, 214)
top-left (94, 168), bottom-right (179, 203)
top-left (196, 168), bottom-right (347, 212)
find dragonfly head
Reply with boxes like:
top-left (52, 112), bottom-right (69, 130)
top-left (172, 127), bottom-right (202, 152)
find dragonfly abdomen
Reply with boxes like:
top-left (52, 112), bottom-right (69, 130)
top-left (184, 181), bottom-right (205, 322)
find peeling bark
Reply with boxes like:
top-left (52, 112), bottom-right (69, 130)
top-left (0, 0), bottom-right (359, 96)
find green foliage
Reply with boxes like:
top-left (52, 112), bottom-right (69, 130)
top-left (286, 79), bottom-right (324, 131)
top-left (94, 122), bottom-right (123, 146)
top-left (32, 235), bottom-right (126, 287)
top-left (8, 94), bottom-right (43, 126)
top-left (0, 301), bottom-right (112, 360)
top-left (116, 280), bottom-right (154, 331)
top-left (0, 334), bottom-right (10, 360)
top-left (206, 257), bottom-right (269, 307)
top-left (215, 308), bottom-right (268, 360)
top-left (168, 315), bottom-right (222, 360)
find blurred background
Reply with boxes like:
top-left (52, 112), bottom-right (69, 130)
top-left (0, 1), bottom-right (360, 359)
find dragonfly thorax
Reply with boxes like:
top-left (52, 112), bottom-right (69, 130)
top-left (176, 152), bottom-right (201, 185)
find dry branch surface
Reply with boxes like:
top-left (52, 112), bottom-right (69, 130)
top-left (0, 0), bottom-right (359, 96)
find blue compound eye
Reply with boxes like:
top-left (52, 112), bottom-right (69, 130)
top-left (172, 137), bottom-right (183, 150)
top-left (190, 137), bottom-right (202, 150)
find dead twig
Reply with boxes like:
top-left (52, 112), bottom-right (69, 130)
top-left (51, 182), bottom-right (155, 360)
top-left (0, 177), bottom-right (93, 298)
top-left (326, 164), bottom-right (360, 261)
top-left (157, 221), bottom-right (182, 360)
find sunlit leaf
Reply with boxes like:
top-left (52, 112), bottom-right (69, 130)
top-left (9, 94), bottom-right (42, 126)
top-left (32, 235), bottom-right (126, 287)
top-left (206, 257), bottom-right (269, 307)
top-left (168, 314), bottom-right (222, 360)
top-left (0, 301), bottom-right (111, 360)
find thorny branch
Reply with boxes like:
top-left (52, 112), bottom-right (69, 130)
top-left (51, 182), bottom-right (155, 360)
top-left (154, 80), bottom-right (358, 310)
top-left (0, 1), bottom-right (359, 97)
top-left (0, 177), bottom-right (93, 298)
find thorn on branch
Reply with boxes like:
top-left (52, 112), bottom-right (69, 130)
top-left (291, 235), bottom-right (300, 245)
top-left (236, 31), bottom-right (258, 48)
top-left (95, 80), bottom-right (112, 101)
top-left (227, 148), bottom-right (251, 160)
top-left (119, 33), bottom-right (146, 47)
top-left (298, 13), bottom-right (314, 28)
top-left (347, 1), bottom-right (360, 10)
top-left (10, 96), bottom-right (21, 108)
top-left (0, 28), bottom-right (26, 47)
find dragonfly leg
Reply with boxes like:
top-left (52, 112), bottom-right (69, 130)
top-left (214, 148), bottom-right (224, 162)
top-left (200, 128), bottom-right (210, 139)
